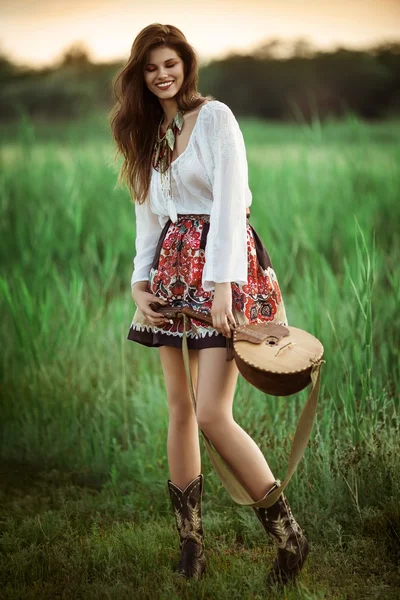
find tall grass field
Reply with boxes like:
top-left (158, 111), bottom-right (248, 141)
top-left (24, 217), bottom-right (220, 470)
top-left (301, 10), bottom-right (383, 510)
top-left (0, 112), bottom-right (399, 599)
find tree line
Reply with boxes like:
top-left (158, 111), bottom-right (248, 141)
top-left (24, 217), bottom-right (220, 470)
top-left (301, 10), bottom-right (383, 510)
top-left (1, 39), bottom-right (399, 121)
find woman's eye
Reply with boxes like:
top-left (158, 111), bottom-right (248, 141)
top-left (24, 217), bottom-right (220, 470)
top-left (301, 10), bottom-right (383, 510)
top-left (146, 64), bottom-right (176, 72)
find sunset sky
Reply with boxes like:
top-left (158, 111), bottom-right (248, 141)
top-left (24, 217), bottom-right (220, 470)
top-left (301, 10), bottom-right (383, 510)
top-left (1, 0), bottom-right (400, 67)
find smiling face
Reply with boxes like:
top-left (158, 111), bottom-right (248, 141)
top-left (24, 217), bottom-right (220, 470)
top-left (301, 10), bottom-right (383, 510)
top-left (144, 45), bottom-right (185, 100)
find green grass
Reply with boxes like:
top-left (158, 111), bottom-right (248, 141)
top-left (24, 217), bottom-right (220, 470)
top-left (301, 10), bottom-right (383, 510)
top-left (0, 112), bottom-right (399, 598)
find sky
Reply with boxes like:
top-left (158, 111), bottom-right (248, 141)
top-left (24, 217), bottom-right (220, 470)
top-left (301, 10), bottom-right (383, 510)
top-left (1, 0), bottom-right (400, 67)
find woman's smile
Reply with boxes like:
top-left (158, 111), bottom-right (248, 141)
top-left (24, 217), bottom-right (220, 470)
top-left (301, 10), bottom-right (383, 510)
top-left (156, 80), bottom-right (175, 90)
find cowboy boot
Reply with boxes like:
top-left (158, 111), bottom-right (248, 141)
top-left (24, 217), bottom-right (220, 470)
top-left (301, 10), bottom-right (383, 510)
top-left (253, 479), bottom-right (309, 588)
top-left (167, 473), bottom-right (206, 580)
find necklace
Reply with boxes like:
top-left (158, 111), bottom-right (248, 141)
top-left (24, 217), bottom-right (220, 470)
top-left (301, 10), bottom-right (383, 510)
top-left (152, 109), bottom-right (185, 174)
top-left (152, 109), bottom-right (185, 222)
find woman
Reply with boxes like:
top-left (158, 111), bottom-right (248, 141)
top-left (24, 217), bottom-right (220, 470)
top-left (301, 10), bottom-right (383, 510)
top-left (110, 23), bottom-right (309, 589)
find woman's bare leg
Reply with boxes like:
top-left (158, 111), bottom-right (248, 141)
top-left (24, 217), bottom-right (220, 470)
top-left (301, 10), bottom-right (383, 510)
top-left (159, 345), bottom-right (201, 490)
top-left (196, 347), bottom-right (275, 502)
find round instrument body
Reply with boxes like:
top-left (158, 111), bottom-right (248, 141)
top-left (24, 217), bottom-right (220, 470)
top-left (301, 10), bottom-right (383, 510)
top-left (233, 325), bottom-right (324, 396)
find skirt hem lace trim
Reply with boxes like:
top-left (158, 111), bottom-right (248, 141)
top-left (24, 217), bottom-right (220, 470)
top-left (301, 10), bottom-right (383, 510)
top-left (129, 322), bottom-right (222, 339)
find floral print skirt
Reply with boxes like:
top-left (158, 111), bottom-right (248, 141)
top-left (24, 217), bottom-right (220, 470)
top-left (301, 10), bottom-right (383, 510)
top-left (127, 213), bottom-right (288, 349)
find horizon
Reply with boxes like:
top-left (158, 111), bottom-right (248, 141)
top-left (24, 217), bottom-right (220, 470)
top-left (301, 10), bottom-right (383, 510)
top-left (1, 0), bottom-right (400, 68)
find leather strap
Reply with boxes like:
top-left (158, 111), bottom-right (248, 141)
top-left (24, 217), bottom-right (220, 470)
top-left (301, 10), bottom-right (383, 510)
top-left (180, 313), bottom-right (324, 508)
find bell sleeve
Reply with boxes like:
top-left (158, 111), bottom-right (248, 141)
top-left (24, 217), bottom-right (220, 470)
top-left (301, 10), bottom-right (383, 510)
top-left (200, 104), bottom-right (251, 292)
top-left (130, 197), bottom-right (163, 288)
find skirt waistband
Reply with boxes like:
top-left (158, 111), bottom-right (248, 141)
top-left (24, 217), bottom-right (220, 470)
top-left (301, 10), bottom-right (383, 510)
top-left (175, 211), bottom-right (251, 221)
top-left (176, 214), bottom-right (210, 221)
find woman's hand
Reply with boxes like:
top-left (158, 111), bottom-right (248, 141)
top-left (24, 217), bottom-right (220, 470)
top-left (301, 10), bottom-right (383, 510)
top-left (131, 282), bottom-right (170, 328)
top-left (211, 282), bottom-right (236, 338)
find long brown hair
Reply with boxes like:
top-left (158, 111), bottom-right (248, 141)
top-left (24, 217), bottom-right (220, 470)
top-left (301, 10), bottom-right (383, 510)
top-left (109, 23), bottom-right (214, 204)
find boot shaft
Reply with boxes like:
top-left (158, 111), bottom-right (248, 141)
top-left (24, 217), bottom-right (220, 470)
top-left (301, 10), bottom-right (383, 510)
top-left (167, 474), bottom-right (205, 547)
top-left (167, 474), bottom-right (206, 579)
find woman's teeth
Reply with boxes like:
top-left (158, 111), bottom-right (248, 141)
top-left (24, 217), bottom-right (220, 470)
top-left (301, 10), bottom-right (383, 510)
top-left (156, 81), bottom-right (174, 89)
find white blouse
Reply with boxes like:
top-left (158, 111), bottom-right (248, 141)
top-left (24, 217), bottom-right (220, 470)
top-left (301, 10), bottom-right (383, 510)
top-left (130, 100), bottom-right (252, 292)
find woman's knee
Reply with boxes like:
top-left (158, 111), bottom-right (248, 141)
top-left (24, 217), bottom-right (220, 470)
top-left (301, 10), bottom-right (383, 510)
top-left (169, 401), bottom-right (196, 428)
top-left (196, 404), bottom-right (232, 435)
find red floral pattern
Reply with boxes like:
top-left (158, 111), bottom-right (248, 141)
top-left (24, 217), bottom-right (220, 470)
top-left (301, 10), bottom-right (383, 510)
top-left (142, 214), bottom-right (286, 338)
